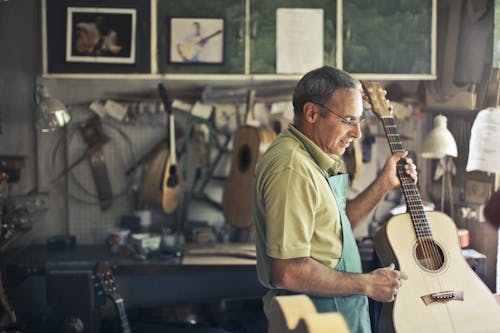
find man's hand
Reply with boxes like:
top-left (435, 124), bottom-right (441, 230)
top-left (365, 263), bottom-right (408, 302)
top-left (380, 151), bottom-right (418, 191)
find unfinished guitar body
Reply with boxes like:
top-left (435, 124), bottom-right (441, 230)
top-left (268, 295), bottom-right (349, 333)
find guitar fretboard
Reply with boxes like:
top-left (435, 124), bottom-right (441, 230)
top-left (381, 117), bottom-right (432, 240)
top-left (115, 298), bottom-right (131, 333)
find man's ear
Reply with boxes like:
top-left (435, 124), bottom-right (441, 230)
top-left (303, 102), bottom-right (318, 124)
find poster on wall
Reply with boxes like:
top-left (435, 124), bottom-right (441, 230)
top-left (169, 17), bottom-right (224, 64)
top-left (66, 7), bottom-right (136, 64)
top-left (276, 8), bottom-right (323, 74)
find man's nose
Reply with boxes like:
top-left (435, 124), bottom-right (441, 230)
top-left (350, 123), bottom-right (362, 139)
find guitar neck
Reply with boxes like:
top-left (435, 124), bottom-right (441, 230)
top-left (169, 113), bottom-right (177, 166)
top-left (96, 262), bottom-right (131, 333)
top-left (200, 30), bottom-right (222, 44)
top-left (381, 116), bottom-right (432, 239)
top-left (113, 297), bottom-right (131, 333)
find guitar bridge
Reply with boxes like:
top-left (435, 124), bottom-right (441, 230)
top-left (421, 290), bottom-right (464, 305)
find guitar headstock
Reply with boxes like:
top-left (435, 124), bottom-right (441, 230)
top-left (94, 261), bottom-right (131, 333)
top-left (361, 80), bottom-right (393, 119)
top-left (158, 83), bottom-right (173, 115)
top-left (94, 261), bottom-right (120, 302)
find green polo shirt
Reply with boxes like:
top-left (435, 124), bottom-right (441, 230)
top-left (252, 124), bottom-right (344, 300)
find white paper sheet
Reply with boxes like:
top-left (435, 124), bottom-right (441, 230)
top-left (191, 102), bottom-right (214, 120)
top-left (466, 107), bottom-right (500, 174)
top-left (276, 8), bottom-right (323, 74)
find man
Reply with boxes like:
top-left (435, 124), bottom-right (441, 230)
top-left (177, 22), bottom-right (203, 62)
top-left (252, 66), bottom-right (416, 332)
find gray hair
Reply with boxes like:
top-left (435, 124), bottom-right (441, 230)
top-left (292, 66), bottom-right (361, 117)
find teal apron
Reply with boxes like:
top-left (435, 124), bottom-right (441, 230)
top-left (307, 173), bottom-right (371, 333)
top-left (279, 128), bottom-right (371, 332)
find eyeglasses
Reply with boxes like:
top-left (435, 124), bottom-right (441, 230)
top-left (311, 101), bottom-right (366, 127)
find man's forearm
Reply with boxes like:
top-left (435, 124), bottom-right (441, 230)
top-left (346, 176), bottom-right (392, 228)
top-left (271, 257), bottom-right (368, 297)
top-left (270, 256), bottom-right (403, 303)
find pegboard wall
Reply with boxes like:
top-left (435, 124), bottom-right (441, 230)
top-left (57, 104), bottom-right (169, 244)
top-left (38, 89), bottom-right (293, 245)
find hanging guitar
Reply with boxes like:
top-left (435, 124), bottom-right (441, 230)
top-left (222, 89), bottom-right (276, 229)
top-left (94, 262), bottom-right (131, 333)
top-left (362, 80), bottom-right (500, 332)
top-left (158, 83), bottom-right (182, 214)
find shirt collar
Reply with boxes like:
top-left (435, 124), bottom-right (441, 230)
top-left (287, 124), bottom-right (343, 176)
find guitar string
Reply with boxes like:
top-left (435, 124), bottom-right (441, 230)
top-left (382, 117), bottom-right (444, 274)
top-left (383, 118), bottom-right (448, 297)
top-left (386, 119), bottom-right (441, 270)
top-left (365, 83), bottom-right (446, 303)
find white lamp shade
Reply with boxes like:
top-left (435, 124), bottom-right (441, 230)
top-left (421, 115), bottom-right (457, 159)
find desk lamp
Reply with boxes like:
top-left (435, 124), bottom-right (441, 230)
top-left (421, 114), bottom-right (458, 218)
top-left (35, 85), bottom-right (71, 132)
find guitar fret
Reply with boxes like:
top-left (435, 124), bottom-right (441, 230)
top-left (381, 116), bottom-right (433, 239)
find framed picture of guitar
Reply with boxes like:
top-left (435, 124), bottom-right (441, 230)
top-left (169, 17), bottom-right (224, 64)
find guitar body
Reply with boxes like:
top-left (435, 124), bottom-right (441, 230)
top-left (375, 208), bottom-right (500, 332)
top-left (159, 83), bottom-right (182, 215)
top-left (162, 154), bottom-right (182, 214)
top-left (223, 126), bottom-right (275, 228)
top-left (136, 143), bottom-right (181, 213)
top-left (137, 144), bottom-right (173, 209)
top-left (268, 295), bottom-right (349, 333)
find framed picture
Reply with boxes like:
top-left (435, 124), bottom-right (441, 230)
top-left (169, 18), bottom-right (224, 64)
top-left (44, 0), bottom-right (150, 73)
top-left (66, 7), bottom-right (136, 64)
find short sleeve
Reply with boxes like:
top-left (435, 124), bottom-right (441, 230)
top-left (263, 168), bottom-right (318, 259)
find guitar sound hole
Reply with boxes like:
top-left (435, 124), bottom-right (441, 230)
top-left (237, 145), bottom-right (251, 172)
top-left (415, 240), bottom-right (445, 271)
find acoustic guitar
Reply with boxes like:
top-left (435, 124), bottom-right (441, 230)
top-left (362, 80), bottom-right (500, 332)
top-left (223, 89), bottom-right (276, 229)
top-left (177, 30), bottom-right (222, 61)
top-left (223, 126), bottom-right (275, 229)
top-left (268, 294), bottom-right (349, 333)
top-left (159, 83), bottom-right (182, 214)
top-left (95, 262), bottom-right (131, 333)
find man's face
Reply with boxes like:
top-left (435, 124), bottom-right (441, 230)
top-left (312, 89), bottom-right (364, 156)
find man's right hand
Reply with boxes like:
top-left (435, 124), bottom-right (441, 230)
top-left (366, 263), bottom-right (408, 302)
